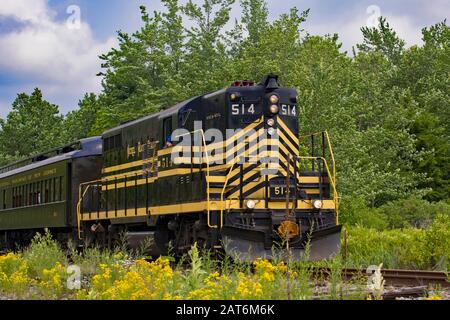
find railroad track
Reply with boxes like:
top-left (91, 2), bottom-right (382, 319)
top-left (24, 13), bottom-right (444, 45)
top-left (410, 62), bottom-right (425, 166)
top-left (313, 267), bottom-right (448, 290)
top-left (342, 268), bottom-right (449, 288)
top-left (311, 268), bottom-right (448, 299)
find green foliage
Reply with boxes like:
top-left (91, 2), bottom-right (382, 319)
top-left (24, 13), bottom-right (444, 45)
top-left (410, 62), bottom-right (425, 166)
top-left (424, 214), bottom-right (450, 269)
top-left (341, 195), bottom-right (450, 230)
top-left (357, 17), bottom-right (405, 64)
top-left (345, 226), bottom-right (425, 270)
top-left (63, 93), bottom-right (101, 142)
top-left (380, 197), bottom-right (450, 229)
top-left (0, 88), bottom-right (64, 166)
top-left (23, 230), bottom-right (67, 278)
top-left (345, 220), bottom-right (450, 271)
top-left (339, 197), bottom-right (388, 230)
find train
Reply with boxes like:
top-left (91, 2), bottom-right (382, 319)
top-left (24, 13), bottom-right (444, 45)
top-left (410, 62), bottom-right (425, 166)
top-left (0, 74), bottom-right (341, 261)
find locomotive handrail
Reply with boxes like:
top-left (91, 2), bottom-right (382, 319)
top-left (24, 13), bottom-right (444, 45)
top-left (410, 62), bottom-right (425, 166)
top-left (299, 130), bottom-right (336, 185)
top-left (175, 129), bottom-right (216, 229)
top-left (220, 161), bottom-right (237, 228)
top-left (296, 156), bottom-right (340, 224)
top-left (324, 131), bottom-right (337, 192)
top-left (77, 179), bottom-right (102, 239)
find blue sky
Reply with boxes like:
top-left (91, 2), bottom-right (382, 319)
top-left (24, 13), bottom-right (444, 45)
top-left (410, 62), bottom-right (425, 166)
top-left (0, 0), bottom-right (448, 118)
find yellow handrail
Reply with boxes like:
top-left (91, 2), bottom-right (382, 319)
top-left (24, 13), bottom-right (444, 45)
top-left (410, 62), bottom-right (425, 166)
top-left (298, 130), bottom-right (338, 222)
top-left (220, 161), bottom-right (236, 228)
top-left (76, 179), bottom-right (102, 239)
top-left (175, 129), bottom-right (216, 229)
top-left (299, 130), bottom-right (336, 183)
top-left (297, 156), bottom-right (340, 225)
top-left (324, 130), bottom-right (336, 191)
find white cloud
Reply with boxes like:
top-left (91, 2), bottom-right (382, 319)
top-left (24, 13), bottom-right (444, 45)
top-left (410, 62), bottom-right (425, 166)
top-left (0, 0), bottom-right (50, 24)
top-left (306, 8), bottom-right (424, 54)
top-left (0, 0), bottom-right (116, 114)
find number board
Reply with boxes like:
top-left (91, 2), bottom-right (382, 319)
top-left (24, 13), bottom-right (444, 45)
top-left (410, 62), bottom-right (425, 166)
top-left (269, 185), bottom-right (297, 200)
top-left (280, 104), bottom-right (297, 117)
top-left (231, 103), bottom-right (261, 116)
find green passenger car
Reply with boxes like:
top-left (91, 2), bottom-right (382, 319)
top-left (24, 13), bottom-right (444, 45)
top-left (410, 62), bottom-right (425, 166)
top-left (0, 137), bottom-right (102, 247)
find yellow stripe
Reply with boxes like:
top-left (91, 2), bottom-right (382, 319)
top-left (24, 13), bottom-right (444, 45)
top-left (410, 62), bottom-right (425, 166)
top-left (101, 117), bottom-right (264, 175)
top-left (278, 117), bottom-right (299, 145)
top-left (103, 168), bottom-right (156, 181)
top-left (102, 159), bottom-right (153, 174)
top-left (157, 147), bottom-right (174, 156)
top-left (80, 199), bottom-right (336, 221)
top-left (278, 130), bottom-right (300, 157)
top-left (229, 180), bottom-right (264, 198)
top-left (102, 177), bottom-right (158, 191)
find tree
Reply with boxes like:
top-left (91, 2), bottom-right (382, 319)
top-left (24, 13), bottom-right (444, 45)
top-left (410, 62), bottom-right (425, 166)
top-left (0, 88), bottom-right (63, 165)
top-left (181, 0), bottom-right (235, 95)
top-left (91, 2), bottom-right (188, 134)
top-left (357, 16), bottom-right (405, 65)
top-left (63, 93), bottom-right (101, 143)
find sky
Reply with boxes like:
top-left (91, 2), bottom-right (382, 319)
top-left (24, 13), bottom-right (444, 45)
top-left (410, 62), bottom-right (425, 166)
top-left (0, 0), bottom-right (448, 118)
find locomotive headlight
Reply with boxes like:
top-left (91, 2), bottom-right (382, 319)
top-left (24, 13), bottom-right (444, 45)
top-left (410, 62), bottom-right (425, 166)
top-left (245, 200), bottom-right (256, 209)
top-left (267, 119), bottom-right (275, 127)
top-left (270, 104), bottom-right (279, 114)
top-left (313, 200), bottom-right (323, 209)
top-left (230, 93), bottom-right (238, 101)
top-left (267, 127), bottom-right (276, 136)
top-left (269, 95), bottom-right (279, 104)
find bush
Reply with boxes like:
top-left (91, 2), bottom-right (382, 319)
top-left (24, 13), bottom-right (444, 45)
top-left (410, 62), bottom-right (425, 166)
top-left (344, 226), bottom-right (426, 269)
top-left (424, 214), bottom-right (450, 270)
top-left (340, 196), bottom-right (450, 230)
top-left (344, 223), bottom-right (449, 271)
top-left (379, 197), bottom-right (450, 229)
top-left (339, 197), bottom-right (388, 230)
top-left (23, 229), bottom-right (68, 279)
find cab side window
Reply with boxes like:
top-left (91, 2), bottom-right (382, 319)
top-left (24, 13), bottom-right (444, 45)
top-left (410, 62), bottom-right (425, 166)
top-left (163, 117), bottom-right (173, 148)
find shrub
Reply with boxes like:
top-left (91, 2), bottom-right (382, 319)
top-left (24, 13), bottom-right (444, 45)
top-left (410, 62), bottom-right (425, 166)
top-left (23, 229), bottom-right (67, 279)
top-left (424, 214), bottom-right (450, 270)
top-left (344, 226), bottom-right (428, 269)
top-left (380, 197), bottom-right (450, 229)
top-left (339, 197), bottom-right (388, 230)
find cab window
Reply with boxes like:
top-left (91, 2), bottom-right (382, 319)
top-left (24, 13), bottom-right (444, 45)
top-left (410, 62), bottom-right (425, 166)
top-left (163, 117), bottom-right (173, 148)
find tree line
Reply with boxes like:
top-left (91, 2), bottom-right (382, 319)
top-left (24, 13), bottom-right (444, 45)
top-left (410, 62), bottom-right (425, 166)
top-left (0, 0), bottom-right (448, 210)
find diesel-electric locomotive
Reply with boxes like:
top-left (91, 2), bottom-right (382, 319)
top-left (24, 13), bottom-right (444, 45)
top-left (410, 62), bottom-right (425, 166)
top-left (0, 74), bottom-right (341, 261)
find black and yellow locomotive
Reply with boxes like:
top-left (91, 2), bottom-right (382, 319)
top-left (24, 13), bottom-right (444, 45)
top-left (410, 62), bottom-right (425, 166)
top-left (0, 74), bottom-right (341, 261)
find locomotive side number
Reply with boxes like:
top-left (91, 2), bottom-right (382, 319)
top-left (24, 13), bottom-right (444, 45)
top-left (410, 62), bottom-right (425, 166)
top-left (232, 104), bottom-right (256, 115)
top-left (281, 104), bottom-right (297, 116)
top-left (270, 185), bottom-right (296, 199)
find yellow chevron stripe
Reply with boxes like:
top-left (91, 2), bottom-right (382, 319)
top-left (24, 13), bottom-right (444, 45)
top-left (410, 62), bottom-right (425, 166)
top-left (278, 130), bottom-right (300, 157)
top-left (278, 117), bottom-right (299, 145)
